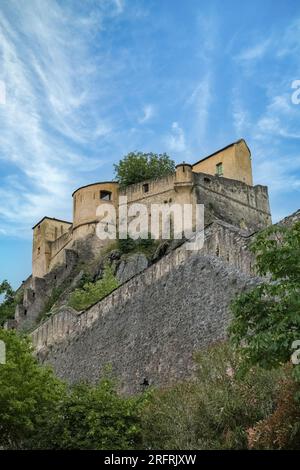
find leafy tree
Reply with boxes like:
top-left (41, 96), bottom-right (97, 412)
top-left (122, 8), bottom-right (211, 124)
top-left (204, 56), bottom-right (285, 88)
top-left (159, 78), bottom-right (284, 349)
top-left (114, 152), bottom-right (175, 188)
top-left (0, 328), bottom-right (65, 449)
top-left (0, 280), bottom-right (18, 325)
top-left (45, 379), bottom-right (144, 450)
top-left (229, 221), bottom-right (300, 382)
top-left (0, 328), bottom-right (144, 450)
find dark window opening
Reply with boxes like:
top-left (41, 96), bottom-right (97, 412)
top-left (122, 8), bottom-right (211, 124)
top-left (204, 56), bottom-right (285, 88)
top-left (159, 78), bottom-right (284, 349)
top-left (216, 162), bottom-right (223, 176)
top-left (204, 177), bottom-right (211, 183)
top-left (37, 247), bottom-right (40, 255)
top-left (100, 190), bottom-right (112, 201)
top-left (143, 183), bottom-right (149, 193)
top-left (24, 309), bottom-right (27, 316)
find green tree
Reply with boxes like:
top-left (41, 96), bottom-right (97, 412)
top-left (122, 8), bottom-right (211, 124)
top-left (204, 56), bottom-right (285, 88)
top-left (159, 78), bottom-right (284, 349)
top-left (46, 379), bottom-right (144, 450)
top-left (229, 221), bottom-right (300, 381)
top-left (0, 280), bottom-right (17, 325)
top-left (0, 328), bottom-right (65, 449)
top-left (114, 152), bottom-right (175, 188)
top-left (0, 328), bottom-right (144, 450)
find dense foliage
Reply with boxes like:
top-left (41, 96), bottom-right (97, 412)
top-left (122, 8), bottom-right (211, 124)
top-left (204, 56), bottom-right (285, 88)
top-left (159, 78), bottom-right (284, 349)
top-left (0, 328), bottom-right (65, 449)
top-left (43, 380), bottom-right (144, 450)
top-left (0, 280), bottom-right (22, 326)
top-left (114, 152), bottom-right (175, 188)
top-left (117, 235), bottom-right (156, 256)
top-left (141, 343), bottom-right (283, 449)
top-left (0, 328), bottom-right (144, 449)
top-left (1, 328), bottom-right (299, 449)
top-left (229, 221), bottom-right (300, 381)
top-left (68, 264), bottom-right (119, 311)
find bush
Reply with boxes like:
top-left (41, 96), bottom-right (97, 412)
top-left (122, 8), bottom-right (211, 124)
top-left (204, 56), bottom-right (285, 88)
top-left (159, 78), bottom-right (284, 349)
top-left (0, 328), bottom-right (146, 450)
top-left (44, 379), bottom-right (144, 450)
top-left (117, 235), bottom-right (156, 257)
top-left (0, 328), bottom-right (65, 449)
top-left (247, 366), bottom-right (300, 449)
top-left (68, 264), bottom-right (118, 311)
top-left (141, 343), bottom-right (284, 449)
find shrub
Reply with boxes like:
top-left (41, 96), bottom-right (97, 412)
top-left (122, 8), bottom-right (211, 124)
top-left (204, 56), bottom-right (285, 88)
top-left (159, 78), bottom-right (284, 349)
top-left (44, 379), bottom-right (144, 450)
top-left (247, 366), bottom-right (300, 449)
top-left (117, 236), bottom-right (157, 257)
top-left (141, 343), bottom-right (284, 449)
top-left (0, 328), bottom-right (65, 449)
top-left (68, 264), bottom-right (118, 311)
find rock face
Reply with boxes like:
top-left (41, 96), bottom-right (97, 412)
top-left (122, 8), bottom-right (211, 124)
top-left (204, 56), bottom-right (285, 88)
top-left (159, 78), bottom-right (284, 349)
top-left (116, 253), bottom-right (148, 284)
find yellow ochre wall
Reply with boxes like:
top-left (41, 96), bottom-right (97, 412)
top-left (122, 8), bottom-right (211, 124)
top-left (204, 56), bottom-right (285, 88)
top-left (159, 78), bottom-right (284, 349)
top-left (72, 182), bottom-right (119, 239)
top-left (192, 139), bottom-right (253, 186)
top-left (32, 218), bottom-right (72, 278)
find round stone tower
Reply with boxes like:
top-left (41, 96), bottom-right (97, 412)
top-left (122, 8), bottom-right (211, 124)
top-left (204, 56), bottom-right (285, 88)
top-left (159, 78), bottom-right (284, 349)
top-left (72, 181), bottom-right (119, 240)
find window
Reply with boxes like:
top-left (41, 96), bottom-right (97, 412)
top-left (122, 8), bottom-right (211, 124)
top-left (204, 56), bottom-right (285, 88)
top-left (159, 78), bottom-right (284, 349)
top-left (143, 183), bottom-right (149, 193)
top-left (100, 190), bottom-right (112, 201)
top-left (216, 162), bottom-right (223, 176)
top-left (37, 247), bottom-right (40, 255)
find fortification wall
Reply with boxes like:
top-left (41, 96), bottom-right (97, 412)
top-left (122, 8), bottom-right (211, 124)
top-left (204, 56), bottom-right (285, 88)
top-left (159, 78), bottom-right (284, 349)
top-left (31, 222), bottom-right (259, 394)
top-left (194, 173), bottom-right (271, 231)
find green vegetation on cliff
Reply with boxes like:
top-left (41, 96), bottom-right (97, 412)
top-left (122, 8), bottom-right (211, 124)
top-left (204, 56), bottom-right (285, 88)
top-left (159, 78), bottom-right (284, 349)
top-left (68, 264), bottom-right (119, 311)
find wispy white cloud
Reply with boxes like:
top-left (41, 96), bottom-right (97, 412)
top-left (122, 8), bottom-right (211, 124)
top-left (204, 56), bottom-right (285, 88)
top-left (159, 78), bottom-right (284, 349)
top-left (165, 122), bottom-right (186, 153)
top-left (138, 104), bottom-right (155, 123)
top-left (236, 39), bottom-right (271, 61)
top-left (185, 75), bottom-right (212, 148)
top-left (0, 0), bottom-right (126, 237)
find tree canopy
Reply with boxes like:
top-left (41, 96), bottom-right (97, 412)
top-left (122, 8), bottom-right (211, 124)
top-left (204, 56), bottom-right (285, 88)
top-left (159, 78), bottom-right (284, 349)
top-left (0, 280), bottom-right (18, 326)
top-left (114, 152), bottom-right (175, 188)
top-left (229, 221), bottom-right (300, 382)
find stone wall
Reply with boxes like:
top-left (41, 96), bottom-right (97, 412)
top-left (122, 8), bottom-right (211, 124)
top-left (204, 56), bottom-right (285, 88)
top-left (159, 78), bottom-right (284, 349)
top-left (194, 172), bottom-right (271, 231)
top-left (31, 221), bottom-right (259, 394)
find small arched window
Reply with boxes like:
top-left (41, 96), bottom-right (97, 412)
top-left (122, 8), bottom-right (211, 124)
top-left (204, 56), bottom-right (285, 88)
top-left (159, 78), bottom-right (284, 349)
top-left (100, 190), bottom-right (112, 201)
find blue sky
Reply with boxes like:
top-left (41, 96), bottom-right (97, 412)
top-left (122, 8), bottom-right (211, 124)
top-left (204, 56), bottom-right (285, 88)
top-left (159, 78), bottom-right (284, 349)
top-left (0, 0), bottom-right (300, 288)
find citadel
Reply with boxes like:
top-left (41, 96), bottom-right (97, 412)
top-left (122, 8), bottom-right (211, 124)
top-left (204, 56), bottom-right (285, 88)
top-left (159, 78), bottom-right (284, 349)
top-left (7, 137), bottom-right (289, 394)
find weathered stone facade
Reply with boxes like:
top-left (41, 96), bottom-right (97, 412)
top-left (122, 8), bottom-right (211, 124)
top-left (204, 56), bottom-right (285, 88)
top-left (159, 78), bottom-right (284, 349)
top-left (31, 222), bottom-right (260, 394)
top-left (31, 139), bottom-right (271, 279)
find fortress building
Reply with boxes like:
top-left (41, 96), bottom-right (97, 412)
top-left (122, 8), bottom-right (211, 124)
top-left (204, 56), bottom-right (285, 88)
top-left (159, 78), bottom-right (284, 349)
top-left (32, 138), bottom-right (271, 278)
top-left (7, 138), bottom-right (280, 392)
